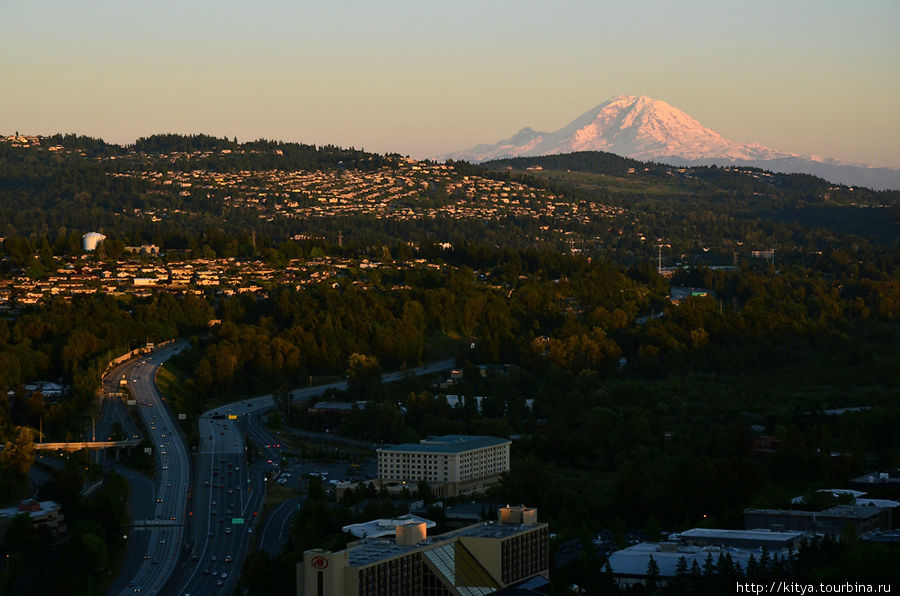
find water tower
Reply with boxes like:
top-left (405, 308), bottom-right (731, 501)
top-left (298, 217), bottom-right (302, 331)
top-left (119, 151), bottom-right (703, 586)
top-left (82, 232), bottom-right (106, 251)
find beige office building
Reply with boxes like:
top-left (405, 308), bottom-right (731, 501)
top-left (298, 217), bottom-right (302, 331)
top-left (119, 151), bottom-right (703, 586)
top-left (377, 435), bottom-right (510, 498)
top-left (298, 506), bottom-right (548, 596)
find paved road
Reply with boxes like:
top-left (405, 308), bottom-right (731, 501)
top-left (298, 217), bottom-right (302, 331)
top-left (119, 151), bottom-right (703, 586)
top-left (169, 412), bottom-right (264, 595)
top-left (228, 358), bottom-right (456, 417)
top-left (107, 340), bottom-right (190, 596)
top-left (108, 464), bottom-right (155, 595)
top-left (258, 497), bottom-right (301, 556)
top-left (107, 351), bottom-right (455, 593)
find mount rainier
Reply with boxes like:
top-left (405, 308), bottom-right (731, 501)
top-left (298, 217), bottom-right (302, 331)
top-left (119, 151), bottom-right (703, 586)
top-left (441, 95), bottom-right (900, 190)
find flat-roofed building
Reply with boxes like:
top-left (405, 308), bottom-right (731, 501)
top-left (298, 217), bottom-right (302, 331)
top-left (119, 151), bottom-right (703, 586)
top-left (607, 527), bottom-right (810, 589)
top-left (676, 527), bottom-right (807, 550)
top-left (0, 499), bottom-right (66, 545)
top-left (744, 504), bottom-right (892, 537)
top-left (378, 435), bottom-right (511, 497)
top-left (298, 505), bottom-right (548, 596)
top-left (608, 541), bottom-right (755, 589)
top-left (342, 514), bottom-right (437, 540)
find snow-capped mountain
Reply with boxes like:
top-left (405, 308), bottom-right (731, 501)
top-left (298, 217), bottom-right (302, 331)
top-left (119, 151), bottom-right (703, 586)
top-left (442, 95), bottom-right (900, 190)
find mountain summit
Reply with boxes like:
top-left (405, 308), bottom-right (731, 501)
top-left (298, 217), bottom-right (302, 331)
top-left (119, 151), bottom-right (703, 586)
top-left (442, 95), bottom-right (787, 163)
top-left (442, 95), bottom-right (900, 190)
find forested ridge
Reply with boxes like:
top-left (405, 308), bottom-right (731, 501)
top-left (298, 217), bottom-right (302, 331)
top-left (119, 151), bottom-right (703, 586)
top-left (0, 134), bottom-right (897, 593)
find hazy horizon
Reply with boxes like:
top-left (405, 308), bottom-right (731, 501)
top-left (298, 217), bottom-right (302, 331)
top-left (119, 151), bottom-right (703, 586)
top-left (2, 0), bottom-right (898, 167)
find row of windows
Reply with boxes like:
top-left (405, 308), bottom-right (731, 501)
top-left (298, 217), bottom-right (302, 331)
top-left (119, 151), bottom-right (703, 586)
top-left (500, 528), bottom-right (549, 585)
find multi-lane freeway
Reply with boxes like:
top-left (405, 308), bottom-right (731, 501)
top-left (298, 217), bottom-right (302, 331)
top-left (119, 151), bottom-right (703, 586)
top-left (168, 411), bottom-right (264, 594)
top-left (107, 341), bottom-right (191, 595)
top-left (102, 348), bottom-right (454, 594)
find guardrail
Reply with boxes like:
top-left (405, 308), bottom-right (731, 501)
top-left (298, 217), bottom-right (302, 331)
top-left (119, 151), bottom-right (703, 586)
top-left (100, 339), bottom-right (176, 379)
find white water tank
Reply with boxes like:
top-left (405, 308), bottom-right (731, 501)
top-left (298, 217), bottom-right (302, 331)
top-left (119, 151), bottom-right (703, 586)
top-left (82, 232), bottom-right (106, 251)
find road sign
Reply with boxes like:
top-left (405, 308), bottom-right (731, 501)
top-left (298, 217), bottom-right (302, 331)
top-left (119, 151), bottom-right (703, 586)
top-left (232, 517), bottom-right (244, 524)
top-left (311, 556), bottom-right (328, 570)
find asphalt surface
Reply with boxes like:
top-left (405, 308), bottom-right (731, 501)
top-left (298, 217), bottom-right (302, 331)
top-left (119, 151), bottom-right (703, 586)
top-left (109, 464), bottom-right (156, 593)
top-left (102, 351), bottom-right (455, 594)
top-left (168, 411), bottom-right (264, 595)
top-left (97, 365), bottom-right (143, 444)
top-left (106, 341), bottom-right (191, 596)
top-left (258, 497), bottom-right (301, 556)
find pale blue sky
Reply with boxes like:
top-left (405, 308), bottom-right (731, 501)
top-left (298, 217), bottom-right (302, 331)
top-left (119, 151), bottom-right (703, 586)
top-left (2, 0), bottom-right (898, 166)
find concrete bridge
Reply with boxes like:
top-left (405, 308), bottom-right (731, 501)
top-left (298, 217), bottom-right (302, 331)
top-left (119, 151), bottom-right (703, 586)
top-left (33, 438), bottom-right (142, 452)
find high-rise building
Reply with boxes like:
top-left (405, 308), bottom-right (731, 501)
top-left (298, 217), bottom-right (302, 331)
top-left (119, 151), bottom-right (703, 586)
top-left (298, 506), bottom-right (548, 596)
top-left (377, 435), bottom-right (510, 498)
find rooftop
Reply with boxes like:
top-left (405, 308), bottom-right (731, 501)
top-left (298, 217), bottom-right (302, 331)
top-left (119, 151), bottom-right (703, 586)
top-left (342, 514), bottom-right (436, 539)
top-left (0, 500), bottom-right (60, 519)
top-left (378, 435), bottom-right (510, 455)
top-left (678, 528), bottom-right (806, 543)
top-left (348, 541), bottom-right (420, 567)
top-left (345, 518), bottom-right (544, 567)
top-left (608, 541), bottom-right (758, 578)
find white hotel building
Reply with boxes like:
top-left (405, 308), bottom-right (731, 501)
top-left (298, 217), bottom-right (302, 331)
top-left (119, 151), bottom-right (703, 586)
top-left (377, 435), bottom-right (511, 497)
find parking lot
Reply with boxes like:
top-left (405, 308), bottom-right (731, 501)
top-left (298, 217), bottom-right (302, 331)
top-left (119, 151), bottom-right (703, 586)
top-left (274, 458), bottom-right (377, 490)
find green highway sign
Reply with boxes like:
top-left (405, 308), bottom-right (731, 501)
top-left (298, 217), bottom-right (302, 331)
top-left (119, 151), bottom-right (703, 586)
top-left (232, 517), bottom-right (244, 524)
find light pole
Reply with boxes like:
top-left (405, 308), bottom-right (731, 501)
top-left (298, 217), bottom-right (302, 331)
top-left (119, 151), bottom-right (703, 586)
top-left (87, 567), bottom-right (98, 596)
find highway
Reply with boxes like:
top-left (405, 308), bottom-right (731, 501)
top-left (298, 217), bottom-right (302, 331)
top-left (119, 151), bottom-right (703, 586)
top-left (97, 359), bottom-right (143, 444)
top-left (169, 410), bottom-right (264, 594)
top-left (169, 358), bottom-right (455, 593)
top-left (109, 464), bottom-right (156, 593)
top-left (224, 358), bottom-right (456, 417)
top-left (258, 497), bottom-right (302, 556)
top-left (107, 341), bottom-right (191, 595)
top-left (102, 351), bottom-right (454, 594)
